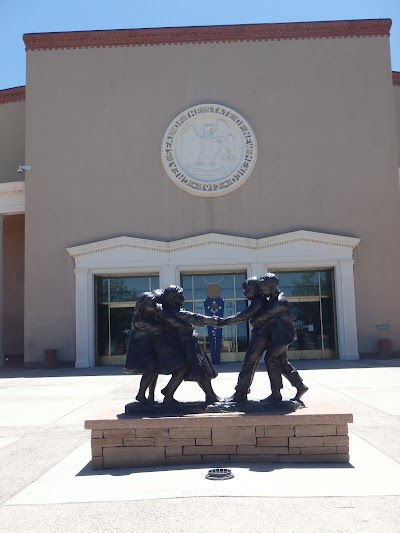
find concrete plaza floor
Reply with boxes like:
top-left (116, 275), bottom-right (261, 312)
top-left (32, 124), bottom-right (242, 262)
top-left (0, 359), bottom-right (400, 532)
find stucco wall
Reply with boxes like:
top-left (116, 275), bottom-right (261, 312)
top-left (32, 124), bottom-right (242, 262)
top-left (24, 35), bottom-right (400, 362)
top-left (394, 85), bottom-right (400, 167)
top-left (3, 214), bottom-right (24, 355)
top-left (0, 101), bottom-right (25, 183)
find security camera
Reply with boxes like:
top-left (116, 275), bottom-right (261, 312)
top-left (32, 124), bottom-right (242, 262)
top-left (17, 165), bottom-right (31, 173)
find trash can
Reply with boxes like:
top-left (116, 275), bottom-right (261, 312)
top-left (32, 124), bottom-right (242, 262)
top-left (377, 339), bottom-right (392, 358)
top-left (44, 349), bottom-right (58, 369)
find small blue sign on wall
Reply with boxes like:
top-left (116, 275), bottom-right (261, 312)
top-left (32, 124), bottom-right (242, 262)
top-left (376, 324), bottom-right (390, 329)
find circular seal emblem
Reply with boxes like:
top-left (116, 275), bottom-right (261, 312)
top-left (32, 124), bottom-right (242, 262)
top-left (161, 104), bottom-right (257, 197)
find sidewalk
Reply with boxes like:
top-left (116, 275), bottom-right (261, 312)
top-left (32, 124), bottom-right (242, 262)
top-left (0, 359), bottom-right (399, 532)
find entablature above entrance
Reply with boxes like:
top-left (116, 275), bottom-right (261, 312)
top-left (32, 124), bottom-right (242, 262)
top-left (0, 181), bottom-right (25, 215)
top-left (67, 230), bottom-right (360, 269)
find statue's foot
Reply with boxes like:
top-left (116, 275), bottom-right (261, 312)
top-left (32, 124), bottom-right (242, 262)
top-left (123, 367), bottom-right (134, 374)
top-left (261, 393), bottom-right (282, 403)
top-left (292, 383), bottom-right (308, 402)
top-left (205, 394), bottom-right (221, 403)
top-left (162, 397), bottom-right (181, 405)
top-left (135, 393), bottom-right (148, 404)
top-left (225, 392), bottom-right (247, 402)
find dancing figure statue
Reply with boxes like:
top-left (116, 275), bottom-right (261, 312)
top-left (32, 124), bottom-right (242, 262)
top-left (218, 274), bottom-right (308, 403)
top-left (123, 286), bottom-right (219, 404)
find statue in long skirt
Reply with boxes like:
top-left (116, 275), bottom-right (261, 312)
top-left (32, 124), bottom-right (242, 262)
top-left (124, 287), bottom-right (219, 404)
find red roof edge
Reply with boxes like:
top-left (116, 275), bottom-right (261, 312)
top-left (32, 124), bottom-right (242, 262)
top-left (393, 72), bottom-right (400, 86)
top-left (23, 19), bottom-right (392, 51)
top-left (0, 86), bottom-right (26, 105)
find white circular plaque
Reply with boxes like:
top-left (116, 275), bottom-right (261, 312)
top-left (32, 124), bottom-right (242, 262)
top-left (161, 104), bottom-right (257, 197)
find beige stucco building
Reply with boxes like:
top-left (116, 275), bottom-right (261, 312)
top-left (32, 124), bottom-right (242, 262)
top-left (1, 19), bottom-right (400, 368)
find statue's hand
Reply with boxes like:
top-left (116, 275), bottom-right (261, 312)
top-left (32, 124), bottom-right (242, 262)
top-left (204, 316), bottom-right (219, 326)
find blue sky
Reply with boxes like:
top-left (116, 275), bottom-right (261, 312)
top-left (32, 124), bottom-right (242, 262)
top-left (1, 0), bottom-right (399, 90)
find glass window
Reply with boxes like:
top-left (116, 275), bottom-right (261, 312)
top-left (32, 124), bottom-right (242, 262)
top-left (109, 276), bottom-right (154, 302)
top-left (96, 278), bottom-right (109, 303)
top-left (320, 270), bottom-right (333, 296)
top-left (181, 272), bottom-right (248, 357)
top-left (278, 271), bottom-right (319, 297)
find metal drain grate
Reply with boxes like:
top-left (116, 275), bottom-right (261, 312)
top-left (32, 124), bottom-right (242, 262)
top-left (205, 468), bottom-right (234, 480)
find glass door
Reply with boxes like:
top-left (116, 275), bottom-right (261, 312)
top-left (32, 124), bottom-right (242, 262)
top-left (97, 303), bottom-right (135, 366)
top-left (95, 275), bottom-right (159, 365)
top-left (288, 297), bottom-right (323, 359)
top-left (277, 270), bottom-right (337, 360)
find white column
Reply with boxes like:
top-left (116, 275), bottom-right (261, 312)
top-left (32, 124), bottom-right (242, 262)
top-left (160, 266), bottom-right (178, 288)
top-left (335, 260), bottom-right (359, 360)
top-left (248, 263), bottom-right (266, 278)
top-left (74, 268), bottom-right (94, 368)
top-left (0, 216), bottom-right (4, 367)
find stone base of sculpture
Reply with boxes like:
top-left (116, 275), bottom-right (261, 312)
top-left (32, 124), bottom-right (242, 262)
top-left (85, 403), bottom-right (352, 469)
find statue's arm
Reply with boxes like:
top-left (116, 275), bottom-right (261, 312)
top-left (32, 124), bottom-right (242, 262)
top-left (275, 297), bottom-right (293, 318)
top-left (158, 309), bottom-right (187, 329)
top-left (176, 310), bottom-right (218, 327)
top-left (218, 298), bottom-right (264, 326)
top-left (157, 309), bottom-right (217, 329)
top-left (132, 320), bottom-right (160, 335)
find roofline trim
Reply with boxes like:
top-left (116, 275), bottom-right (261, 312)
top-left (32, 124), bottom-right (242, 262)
top-left (393, 72), bottom-right (400, 86)
top-left (0, 87), bottom-right (26, 105)
top-left (23, 19), bottom-right (392, 51)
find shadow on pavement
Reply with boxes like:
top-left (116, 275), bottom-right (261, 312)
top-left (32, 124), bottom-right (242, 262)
top-left (1, 358), bottom-right (399, 380)
top-left (75, 460), bottom-right (354, 478)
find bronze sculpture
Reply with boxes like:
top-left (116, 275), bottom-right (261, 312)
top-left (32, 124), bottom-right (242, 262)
top-left (123, 286), bottom-right (219, 404)
top-left (124, 275), bottom-right (308, 407)
top-left (218, 274), bottom-right (308, 403)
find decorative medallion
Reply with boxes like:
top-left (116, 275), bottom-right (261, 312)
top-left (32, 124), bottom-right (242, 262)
top-left (161, 104), bottom-right (257, 197)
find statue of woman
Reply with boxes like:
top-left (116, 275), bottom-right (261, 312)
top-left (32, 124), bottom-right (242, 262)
top-left (124, 286), bottom-right (219, 404)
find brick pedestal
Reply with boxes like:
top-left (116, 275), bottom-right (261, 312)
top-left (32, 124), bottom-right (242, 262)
top-left (85, 404), bottom-right (353, 469)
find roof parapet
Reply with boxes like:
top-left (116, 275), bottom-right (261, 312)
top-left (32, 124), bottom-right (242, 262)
top-left (0, 87), bottom-right (26, 105)
top-left (23, 19), bottom-right (392, 52)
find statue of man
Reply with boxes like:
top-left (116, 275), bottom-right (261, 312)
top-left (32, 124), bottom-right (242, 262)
top-left (218, 274), bottom-right (308, 403)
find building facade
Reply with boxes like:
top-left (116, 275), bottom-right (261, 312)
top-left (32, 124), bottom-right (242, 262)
top-left (0, 19), bottom-right (400, 367)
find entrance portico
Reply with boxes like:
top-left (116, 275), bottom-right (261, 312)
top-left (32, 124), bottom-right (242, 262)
top-left (68, 230), bottom-right (360, 368)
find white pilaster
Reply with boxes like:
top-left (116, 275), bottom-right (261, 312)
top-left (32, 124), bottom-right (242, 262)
top-left (74, 268), bottom-right (94, 368)
top-left (248, 263), bottom-right (266, 278)
top-left (335, 260), bottom-right (359, 359)
top-left (160, 266), bottom-right (178, 287)
top-left (0, 216), bottom-right (4, 367)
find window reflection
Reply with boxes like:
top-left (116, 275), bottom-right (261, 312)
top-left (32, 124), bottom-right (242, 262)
top-left (278, 272), bottom-right (319, 297)
top-left (276, 269), bottom-right (336, 359)
top-left (95, 275), bottom-right (159, 365)
top-left (181, 272), bottom-right (248, 358)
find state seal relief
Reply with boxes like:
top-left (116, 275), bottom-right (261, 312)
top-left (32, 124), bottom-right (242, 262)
top-left (161, 104), bottom-right (257, 197)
